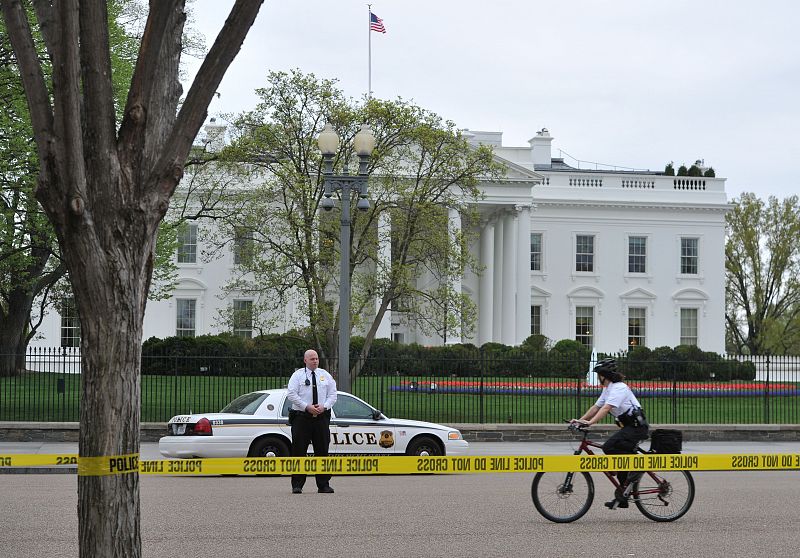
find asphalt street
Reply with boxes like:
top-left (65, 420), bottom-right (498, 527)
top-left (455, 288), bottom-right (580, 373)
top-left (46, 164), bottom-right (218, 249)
top-left (2, 441), bottom-right (800, 557)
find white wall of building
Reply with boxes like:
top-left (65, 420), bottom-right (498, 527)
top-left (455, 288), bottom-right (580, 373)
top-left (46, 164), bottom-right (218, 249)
top-left (31, 128), bottom-right (729, 355)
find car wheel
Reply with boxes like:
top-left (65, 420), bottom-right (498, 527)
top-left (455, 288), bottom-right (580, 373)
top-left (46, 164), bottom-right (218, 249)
top-left (248, 436), bottom-right (290, 458)
top-left (406, 436), bottom-right (443, 456)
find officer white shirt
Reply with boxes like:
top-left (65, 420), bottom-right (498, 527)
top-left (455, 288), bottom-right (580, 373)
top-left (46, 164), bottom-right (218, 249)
top-left (287, 367), bottom-right (337, 412)
top-left (594, 381), bottom-right (641, 418)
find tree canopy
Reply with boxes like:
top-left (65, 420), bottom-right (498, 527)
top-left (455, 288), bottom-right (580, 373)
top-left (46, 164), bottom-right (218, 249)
top-left (204, 70), bottom-right (504, 375)
top-left (725, 192), bottom-right (800, 355)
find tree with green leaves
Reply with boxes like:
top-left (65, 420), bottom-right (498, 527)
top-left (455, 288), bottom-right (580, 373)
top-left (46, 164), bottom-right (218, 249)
top-left (0, 0), bottom-right (148, 376)
top-left (725, 192), bottom-right (800, 355)
top-left (0, 1), bottom-right (264, 556)
top-left (208, 70), bottom-right (503, 379)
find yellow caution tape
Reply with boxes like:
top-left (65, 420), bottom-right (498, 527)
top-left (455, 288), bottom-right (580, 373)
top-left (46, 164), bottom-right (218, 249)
top-left (0, 454), bottom-right (78, 467)
top-left (3, 453), bottom-right (800, 476)
top-left (77, 454), bottom-right (140, 476)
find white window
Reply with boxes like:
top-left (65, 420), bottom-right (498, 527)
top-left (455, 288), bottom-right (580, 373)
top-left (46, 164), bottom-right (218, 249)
top-left (60, 298), bottom-right (81, 348)
top-left (177, 223), bottom-right (198, 264)
top-left (530, 233), bottom-right (543, 271)
top-left (575, 306), bottom-right (594, 347)
top-left (575, 235), bottom-right (594, 272)
top-left (628, 307), bottom-right (646, 348)
top-left (531, 305), bottom-right (542, 335)
top-left (628, 236), bottom-right (647, 274)
top-left (680, 238), bottom-right (699, 275)
top-left (176, 299), bottom-right (196, 337)
top-left (392, 332), bottom-right (405, 344)
top-left (680, 308), bottom-right (698, 346)
top-left (232, 299), bottom-right (253, 338)
top-left (233, 227), bottom-right (255, 266)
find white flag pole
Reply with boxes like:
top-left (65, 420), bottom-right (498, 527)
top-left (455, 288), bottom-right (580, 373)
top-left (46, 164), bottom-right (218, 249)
top-left (367, 4), bottom-right (372, 100)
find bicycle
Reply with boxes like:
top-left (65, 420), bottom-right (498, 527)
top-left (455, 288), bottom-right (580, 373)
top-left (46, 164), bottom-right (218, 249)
top-left (531, 422), bottom-right (695, 523)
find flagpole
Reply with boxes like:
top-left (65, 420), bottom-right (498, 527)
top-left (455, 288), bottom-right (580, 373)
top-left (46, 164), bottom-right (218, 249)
top-left (367, 4), bottom-right (372, 100)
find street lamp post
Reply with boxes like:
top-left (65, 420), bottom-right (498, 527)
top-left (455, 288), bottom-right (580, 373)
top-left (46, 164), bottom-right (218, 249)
top-left (318, 123), bottom-right (375, 393)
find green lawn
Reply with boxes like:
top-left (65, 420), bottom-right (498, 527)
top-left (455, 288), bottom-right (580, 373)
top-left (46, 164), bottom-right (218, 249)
top-left (1, 372), bottom-right (798, 424)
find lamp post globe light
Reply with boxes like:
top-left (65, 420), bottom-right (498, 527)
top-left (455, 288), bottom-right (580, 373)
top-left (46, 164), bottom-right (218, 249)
top-left (318, 123), bottom-right (376, 392)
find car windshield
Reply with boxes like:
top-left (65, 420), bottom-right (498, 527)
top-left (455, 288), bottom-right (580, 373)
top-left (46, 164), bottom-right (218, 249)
top-left (221, 392), bottom-right (268, 415)
top-left (334, 394), bottom-right (377, 419)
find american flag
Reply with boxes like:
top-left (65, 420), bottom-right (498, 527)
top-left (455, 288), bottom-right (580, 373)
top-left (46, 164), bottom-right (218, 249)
top-left (370, 12), bottom-right (386, 33)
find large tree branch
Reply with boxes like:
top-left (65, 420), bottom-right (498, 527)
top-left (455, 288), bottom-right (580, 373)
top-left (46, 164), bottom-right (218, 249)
top-left (79, 0), bottom-right (116, 169)
top-left (31, 0), bottom-right (57, 58)
top-left (50, 0), bottom-right (88, 214)
top-left (154, 0), bottom-right (264, 198)
top-left (117, 0), bottom-right (179, 152)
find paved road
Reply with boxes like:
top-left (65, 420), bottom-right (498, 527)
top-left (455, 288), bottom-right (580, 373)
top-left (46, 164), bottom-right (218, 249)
top-left (2, 441), bottom-right (800, 557)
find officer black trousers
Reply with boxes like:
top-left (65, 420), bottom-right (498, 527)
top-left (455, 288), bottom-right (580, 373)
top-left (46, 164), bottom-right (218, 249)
top-left (602, 425), bottom-right (649, 485)
top-left (290, 411), bottom-right (331, 490)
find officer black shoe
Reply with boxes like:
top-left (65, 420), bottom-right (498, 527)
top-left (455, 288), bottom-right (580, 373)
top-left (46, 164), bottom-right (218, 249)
top-left (292, 487), bottom-right (302, 494)
top-left (604, 497), bottom-right (628, 509)
top-left (318, 486), bottom-right (334, 494)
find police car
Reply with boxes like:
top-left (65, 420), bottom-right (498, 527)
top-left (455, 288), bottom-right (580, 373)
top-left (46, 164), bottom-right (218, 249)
top-left (159, 389), bottom-right (469, 458)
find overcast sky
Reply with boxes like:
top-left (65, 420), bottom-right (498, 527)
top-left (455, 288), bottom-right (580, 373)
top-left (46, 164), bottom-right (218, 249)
top-left (182, 0), bottom-right (800, 200)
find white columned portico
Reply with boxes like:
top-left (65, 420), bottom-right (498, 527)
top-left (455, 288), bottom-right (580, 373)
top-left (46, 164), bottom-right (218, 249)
top-left (446, 207), bottom-right (462, 344)
top-left (375, 211), bottom-right (392, 339)
top-left (478, 219), bottom-right (495, 345)
top-left (515, 204), bottom-right (532, 344)
top-left (492, 214), bottom-right (504, 341)
top-left (501, 210), bottom-right (518, 345)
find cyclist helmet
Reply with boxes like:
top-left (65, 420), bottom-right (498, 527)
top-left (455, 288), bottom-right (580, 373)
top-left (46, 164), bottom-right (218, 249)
top-left (593, 358), bottom-right (622, 382)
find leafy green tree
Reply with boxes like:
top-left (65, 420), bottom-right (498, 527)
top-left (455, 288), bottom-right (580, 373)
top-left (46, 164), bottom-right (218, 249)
top-left (725, 193), bottom-right (800, 355)
top-left (0, 1), bottom-right (142, 375)
top-left (207, 70), bottom-right (503, 379)
top-left (1, 1), bottom-right (264, 556)
top-left (0, 5), bottom-right (61, 375)
top-left (0, 1), bottom-right (203, 376)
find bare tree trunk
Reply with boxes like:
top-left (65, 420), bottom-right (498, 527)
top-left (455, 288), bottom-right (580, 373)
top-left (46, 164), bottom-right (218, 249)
top-left (75, 249), bottom-right (146, 555)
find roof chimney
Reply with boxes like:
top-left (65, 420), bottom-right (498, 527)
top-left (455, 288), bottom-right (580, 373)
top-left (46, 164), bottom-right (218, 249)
top-left (528, 128), bottom-right (553, 168)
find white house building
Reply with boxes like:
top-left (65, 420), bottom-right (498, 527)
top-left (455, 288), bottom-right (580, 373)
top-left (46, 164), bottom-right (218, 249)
top-left (31, 127), bottom-right (729, 354)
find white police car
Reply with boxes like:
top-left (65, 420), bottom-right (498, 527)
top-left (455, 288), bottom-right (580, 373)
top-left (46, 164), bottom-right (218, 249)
top-left (159, 389), bottom-right (469, 458)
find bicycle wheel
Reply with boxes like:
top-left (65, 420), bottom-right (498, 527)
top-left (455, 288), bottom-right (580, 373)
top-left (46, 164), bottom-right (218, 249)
top-left (531, 472), bottom-right (595, 523)
top-left (633, 470), bottom-right (694, 522)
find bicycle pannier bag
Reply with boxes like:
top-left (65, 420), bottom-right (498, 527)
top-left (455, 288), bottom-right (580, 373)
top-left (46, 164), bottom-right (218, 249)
top-left (650, 429), bottom-right (682, 453)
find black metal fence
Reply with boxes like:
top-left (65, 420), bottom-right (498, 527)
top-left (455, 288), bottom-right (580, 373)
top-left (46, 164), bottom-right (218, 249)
top-left (1, 348), bottom-right (799, 424)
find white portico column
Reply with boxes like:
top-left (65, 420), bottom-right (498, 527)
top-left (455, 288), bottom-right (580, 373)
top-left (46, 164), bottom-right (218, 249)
top-left (501, 210), bottom-right (518, 345)
top-left (446, 207), bottom-right (462, 344)
top-left (375, 211), bottom-right (392, 339)
top-left (515, 204), bottom-right (532, 344)
top-left (492, 215), bottom-right (504, 341)
top-left (478, 219), bottom-right (495, 346)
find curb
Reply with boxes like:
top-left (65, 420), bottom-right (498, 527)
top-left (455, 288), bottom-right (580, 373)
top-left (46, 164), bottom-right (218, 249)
top-left (2, 422), bottom-right (800, 443)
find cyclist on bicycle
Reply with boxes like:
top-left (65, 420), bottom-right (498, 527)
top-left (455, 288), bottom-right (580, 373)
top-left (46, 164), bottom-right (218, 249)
top-left (571, 357), bottom-right (649, 509)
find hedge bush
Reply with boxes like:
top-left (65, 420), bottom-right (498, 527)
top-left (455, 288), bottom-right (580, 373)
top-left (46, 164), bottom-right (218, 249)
top-left (139, 334), bottom-right (755, 381)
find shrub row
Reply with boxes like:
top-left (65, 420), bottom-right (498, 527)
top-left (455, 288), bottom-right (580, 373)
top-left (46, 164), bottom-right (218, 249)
top-left (140, 334), bottom-right (755, 381)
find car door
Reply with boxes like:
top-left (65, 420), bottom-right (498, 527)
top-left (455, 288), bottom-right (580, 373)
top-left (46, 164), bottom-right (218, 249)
top-left (330, 394), bottom-right (396, 454)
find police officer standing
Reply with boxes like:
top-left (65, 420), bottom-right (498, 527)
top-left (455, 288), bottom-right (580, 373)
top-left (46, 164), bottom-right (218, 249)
top-left (286, 349), bottom-right (337, 494)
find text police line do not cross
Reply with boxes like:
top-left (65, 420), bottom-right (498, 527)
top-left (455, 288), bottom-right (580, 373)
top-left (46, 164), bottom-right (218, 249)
top-left (4, 453), bottom-right (800, 476)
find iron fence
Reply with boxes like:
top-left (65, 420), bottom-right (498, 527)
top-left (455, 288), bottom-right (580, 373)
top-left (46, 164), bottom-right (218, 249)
top-left (1, 348), bottom-right (799, 424)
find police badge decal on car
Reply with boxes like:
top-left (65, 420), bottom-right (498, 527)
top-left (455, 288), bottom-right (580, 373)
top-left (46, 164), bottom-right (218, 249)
top-left (379, 430), bottom-right (395, 448)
